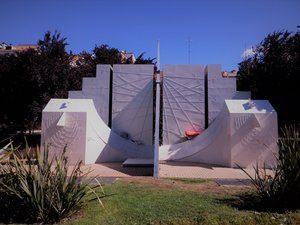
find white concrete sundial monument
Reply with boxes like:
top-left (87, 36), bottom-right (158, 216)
top-left (41, 61), bottom-right (278, 177)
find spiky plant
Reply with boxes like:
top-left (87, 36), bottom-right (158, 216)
top-left (276, 125), bottom-right (300, 208)
top-left (240, 125), bottom-right (300, 210)
top-left (0, 143), bottom-right (103, 224)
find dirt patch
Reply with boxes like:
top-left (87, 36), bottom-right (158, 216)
top-left (118, 177), bottom-right (253, 195)
top-left (61, 208), bottom-right (84, 224)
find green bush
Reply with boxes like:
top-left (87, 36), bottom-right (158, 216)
top-left (277, 125), bottom-right (300, 207)
top-left (240, 125), bottom-right (300, 210)
top-left (0, 143), bottom-right (103, 224)
top-left (238, 31), bottom-right (300, 127)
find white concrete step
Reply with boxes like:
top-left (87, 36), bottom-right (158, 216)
top-left (122, 158), bottom-right (154, 167)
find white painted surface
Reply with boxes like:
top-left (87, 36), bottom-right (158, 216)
top-left (41, 99), bottom-right (153, 165)
top-left (226, 99), bottom-right (275, 114)
top-left (112, 64), bottom-right (154, 146)
top-left (68, 64), bottom-right (111, 125)
top-left (163, 65), bottom-right (205, 145)
top-left (207, 64), bottom-right (236, 125)
top-left (159, 99), bottom-right (278, 168)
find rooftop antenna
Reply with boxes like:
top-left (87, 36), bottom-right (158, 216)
top-left (186, 37), bottom-right (192, 64)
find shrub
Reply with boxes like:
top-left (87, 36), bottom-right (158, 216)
top-left (240, 125), bottom-right (300, 210)
top-left (0, 143), bottom-right (103, 224)
top-left (238, 31), bottom-right (300, 127)
top-left (276, 125), bottom-right (300, 207)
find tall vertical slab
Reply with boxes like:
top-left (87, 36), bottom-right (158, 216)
top-left (163, 65), bottom-right (205, 145)
top-left (207, 64), bottom-right (236, 125)
top-left (112, 64), bottom-right (154, 146)
top-left (68, 64), bottom-right (111, 125)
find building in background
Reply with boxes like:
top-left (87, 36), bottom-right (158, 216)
top-left (0, 42), bottom-right (38, 55)
top-left (120, 51), bottom-right (136, 63)
top-left (222, 70), bottom-right (237, 77)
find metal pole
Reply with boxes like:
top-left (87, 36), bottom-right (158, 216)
top-left (154, 73), bottom-right (160, 178)
top-left (157, 40), bottom-right (160, 71)
top-left (153, 40), bottom-right (160, 178)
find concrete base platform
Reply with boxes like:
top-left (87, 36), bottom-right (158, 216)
top-left (123, 158), bottom-right (154, 167)
top-left (68, 162), bottom-right (273, 180)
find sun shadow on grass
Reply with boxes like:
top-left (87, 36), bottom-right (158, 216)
top-left (0, 192), bottom-right (35, 224)
top-left (216, 192), bottom-right (299, 213)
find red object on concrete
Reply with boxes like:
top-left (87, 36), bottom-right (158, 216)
top-left (185, 130), bottom-right (201, 138)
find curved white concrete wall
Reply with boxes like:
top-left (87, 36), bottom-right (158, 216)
top-left (159, 99), bottom-right (278, 168)
top-left (41, 99), bottom-right (153, 164)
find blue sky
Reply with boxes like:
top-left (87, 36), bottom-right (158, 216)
top-left (0, 0), bottom-right (299, 70)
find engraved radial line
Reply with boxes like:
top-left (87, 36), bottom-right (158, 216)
top-left (113, 76), bottom-right (152, 88)
top-left (164, 77), bottom-right (204, 87)
top-left (131, 82), bottom-right (152, 140)
top-left (164, 72), bottom-right (204, 77)
top-left (181, 93), bottom-right (205, 98)
top-left (113, 91), bottom-right (139, 97)
top-left (163, 83), bottom-right (182, 137)
top-left (164, 82), bottom-right (198, 131)
top-left (163, 107), bottom-right (203, 114)
top-left (166, 81), bottom-right (203, 91)
top-left (162, 86), bottom-right (170, 143)
top-left (113, 82), bottom-right (141, 94)
top-left (163, 104), bottom-right (170, 143)
top-left (162, 129), bottom-right (183, 137)
top-left (165, 79), bottom-right (202, 111)
top-left (113, 100), bottom-right (142, 104)
top-left (138, 83), bottom-right (153, 141)
top-left (114, 82), bottom-right (141, 93)
top-left (165, 78), bottom-right (203, 95)
top-left (164, 75), bottom-right (204, 80)
top-left (116, 75), bottom-right (145, 91)
top-left (163, 113), bottom-right (193, 121)
top-left (127, 82), bottom-right (152, 137)
top-left (114, 82), bottom-right (146, 97)
top-left (114, 71), bottom-right (153, 76)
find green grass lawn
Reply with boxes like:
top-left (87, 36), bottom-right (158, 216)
top-left (64, 179), bottom-right (300, 225)
top-left (164, 178), bottom-right (209, 184)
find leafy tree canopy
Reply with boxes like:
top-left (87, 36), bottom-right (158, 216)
top-left (135, 52), bottom-right (156, 65)
top-left (0, 31), bottom-right (155, 138)
top-left (238, 31), bottom-right (300, 127)
top-left (93, 44), bottom-right (122, 65)
top-left (38, 31), bottom-right (68, 58)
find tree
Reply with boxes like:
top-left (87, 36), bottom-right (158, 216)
top-left (38, 31), bottom-right (68, 58)
top-left (135, 52), bottom-right (156, 64)
top-left (0, 53), bottom-right (22, 135)
top-left (0, 31), bottom-right (156, 138)
top-left (238, 31), bottom-right (300, 127)
top-left (93, 44), bottom-right (122, 65)
top-left (0, 31), bottom-right (72, 136)
top-left (93, 45), bottom-right (156, 66)
top-left (69, 51), bottom-right (96, 90)
top-left (26, 31), bottom-right (72, 130)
